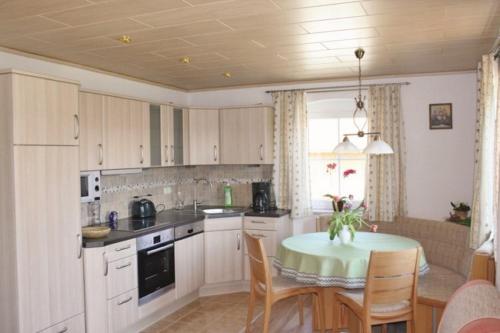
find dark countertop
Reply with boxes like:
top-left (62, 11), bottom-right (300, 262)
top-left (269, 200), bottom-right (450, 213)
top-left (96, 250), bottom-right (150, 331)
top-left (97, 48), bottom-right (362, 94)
top-left (83, 206), bottom-right (290, 248)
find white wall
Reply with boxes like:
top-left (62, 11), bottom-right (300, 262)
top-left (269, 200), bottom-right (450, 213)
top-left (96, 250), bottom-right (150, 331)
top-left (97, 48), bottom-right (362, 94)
top-left (189, 72), bottom-right (477, 220)
top-left (0, 50), bottom-right (187, 105)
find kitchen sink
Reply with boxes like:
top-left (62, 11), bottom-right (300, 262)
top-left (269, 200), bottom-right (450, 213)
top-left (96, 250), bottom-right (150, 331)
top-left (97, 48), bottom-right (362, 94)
top-left (202, 208), bottom-right (236, 214)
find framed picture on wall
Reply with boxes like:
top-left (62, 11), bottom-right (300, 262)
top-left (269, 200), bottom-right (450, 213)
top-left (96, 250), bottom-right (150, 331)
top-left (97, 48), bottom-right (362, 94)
top-left (429, 103), bottom-right (452, 129)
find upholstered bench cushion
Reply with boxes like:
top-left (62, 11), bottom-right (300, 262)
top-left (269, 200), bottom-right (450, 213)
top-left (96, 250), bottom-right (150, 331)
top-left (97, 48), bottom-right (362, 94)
top-left (418, 264), bottom-right (466, 306)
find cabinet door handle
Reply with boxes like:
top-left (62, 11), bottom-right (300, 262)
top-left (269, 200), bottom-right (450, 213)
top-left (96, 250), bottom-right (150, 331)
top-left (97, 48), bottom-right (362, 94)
top-left (164, 145), bottom-right (169, 163)
top-left (73, 114), bottom-right (80, 140)
top-left (251, 220), bottom-right (266, 224)
top-left (259, 144), bottom-right (264, 161)
top-left (76, 234), bottom-right (82, 259)
top-left (213, 145), bottom-right (218, 162)
top-left (117, 296), bottom-right (133, 306)
top-left (103, 252), bottom-right (108, 276)
top-left (57, 326), bottom-right (68, 333)
top-left (115, 262), bottom-right (132, 270)
top-left (115, 244), bottom-right (131, 252)
top-left (171, 145), bottom-right (174, 163)
top-left (139, 145), bottom-right (144, 164)
top-left (98, 143), bottom-right (104, 165)
top-left (252, 233), bottom-right (266, 238)
top-left (237, 233), bottom-right (241, 251)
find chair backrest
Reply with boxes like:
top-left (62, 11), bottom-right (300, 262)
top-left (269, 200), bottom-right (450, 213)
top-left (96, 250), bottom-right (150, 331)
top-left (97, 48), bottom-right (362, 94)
top-left (244, 232), bottom-right (272, 290)
top-left (438, 280), bottom-right (500, 333)
top-left (363, 247), bottom-right (420, 313)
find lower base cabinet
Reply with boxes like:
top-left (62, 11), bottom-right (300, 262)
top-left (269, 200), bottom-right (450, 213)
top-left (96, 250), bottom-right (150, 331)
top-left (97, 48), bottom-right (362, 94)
top-left (175, 233), bottom-right (204, 299)
top-left (107, 289), bottom-right (139, 333)
top-left (39, 313), bottom-right (85, 333)
top-left (84, 239), bottom-right (138, 333)
top-left (205, 224), bottom-right (243, 284)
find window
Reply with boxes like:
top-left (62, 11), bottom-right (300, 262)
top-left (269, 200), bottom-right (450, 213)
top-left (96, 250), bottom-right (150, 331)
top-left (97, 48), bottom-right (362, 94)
top-left (308, 96), bottom-right (367, 211)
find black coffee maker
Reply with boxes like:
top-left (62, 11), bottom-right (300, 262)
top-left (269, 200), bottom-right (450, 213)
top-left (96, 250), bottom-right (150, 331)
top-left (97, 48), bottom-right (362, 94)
top-left (252, 182), bottom-right (271, 212)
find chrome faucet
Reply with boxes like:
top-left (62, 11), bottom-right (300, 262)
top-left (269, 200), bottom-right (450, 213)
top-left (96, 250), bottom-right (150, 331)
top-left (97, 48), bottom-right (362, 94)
top-left (193, 178), bottom-right (212, 212)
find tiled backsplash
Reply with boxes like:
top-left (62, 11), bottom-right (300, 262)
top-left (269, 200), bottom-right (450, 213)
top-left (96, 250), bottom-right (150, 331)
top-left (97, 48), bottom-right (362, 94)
top-left (81, 165), bottom-right (273, 226)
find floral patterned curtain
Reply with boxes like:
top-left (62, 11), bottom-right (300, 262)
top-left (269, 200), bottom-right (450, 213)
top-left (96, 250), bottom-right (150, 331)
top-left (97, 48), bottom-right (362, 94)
top-left (365, 85), bottom-right (407, 222)
top-left (272, 91), bottom-right (312, 218)
top-left (470, 54), bottom-right (499, 250)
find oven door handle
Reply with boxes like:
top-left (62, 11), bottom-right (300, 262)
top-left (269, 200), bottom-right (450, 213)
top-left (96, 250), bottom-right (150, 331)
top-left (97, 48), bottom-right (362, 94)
top-left (146, 243), bottom-right (173, 256)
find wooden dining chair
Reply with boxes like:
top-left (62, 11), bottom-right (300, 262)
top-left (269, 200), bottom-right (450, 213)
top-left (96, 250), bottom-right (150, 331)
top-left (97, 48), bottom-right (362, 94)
top-left (244, 232), bottom-right (326, 333)
top-left (335, 247), bottom-right (421, 333)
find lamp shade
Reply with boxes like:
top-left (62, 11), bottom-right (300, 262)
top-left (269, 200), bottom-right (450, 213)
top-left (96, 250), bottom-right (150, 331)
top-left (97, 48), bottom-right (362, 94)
top-left (333, 136), bottom-right (360, 153)
top-left (363, 137), bottom-right (394, 155)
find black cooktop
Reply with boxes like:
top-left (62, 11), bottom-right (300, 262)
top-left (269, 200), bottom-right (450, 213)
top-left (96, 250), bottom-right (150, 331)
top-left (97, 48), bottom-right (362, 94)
top-left (116, 216), bottom-right (161, 231)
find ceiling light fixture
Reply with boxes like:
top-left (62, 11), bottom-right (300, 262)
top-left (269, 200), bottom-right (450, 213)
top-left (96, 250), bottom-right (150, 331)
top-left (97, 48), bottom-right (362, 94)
top-left (333, 48), bottom-right (394, 155)
top-left (223, 72), bottom-right (232, 78)
top-left (119, 35), bottom-right (132, 44)
top-left (180, 56), bottom-right (191, 64)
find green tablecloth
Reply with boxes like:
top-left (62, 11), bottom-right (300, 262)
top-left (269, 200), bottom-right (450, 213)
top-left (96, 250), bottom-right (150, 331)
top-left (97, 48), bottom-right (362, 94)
top-left (274, 232), bottom-right (429, 288)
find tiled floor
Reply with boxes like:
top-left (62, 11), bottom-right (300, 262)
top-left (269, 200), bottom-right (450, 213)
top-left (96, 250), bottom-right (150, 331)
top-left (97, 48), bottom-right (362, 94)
top-left (141, 292), bottom-right (319, 333)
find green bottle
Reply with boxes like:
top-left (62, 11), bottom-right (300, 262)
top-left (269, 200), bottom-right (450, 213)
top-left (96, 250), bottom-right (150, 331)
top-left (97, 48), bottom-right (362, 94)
top-left (224, 183), bottom-right (233, 207)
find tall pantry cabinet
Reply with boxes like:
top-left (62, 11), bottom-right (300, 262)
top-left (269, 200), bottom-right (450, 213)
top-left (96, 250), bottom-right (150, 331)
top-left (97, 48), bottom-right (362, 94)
top-left (0, 70), bottom-right (84, 333)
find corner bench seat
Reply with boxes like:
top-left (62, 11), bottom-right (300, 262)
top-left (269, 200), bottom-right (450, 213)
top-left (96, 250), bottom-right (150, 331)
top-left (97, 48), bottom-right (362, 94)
top-left (417, 264), bottom-right (466, 307)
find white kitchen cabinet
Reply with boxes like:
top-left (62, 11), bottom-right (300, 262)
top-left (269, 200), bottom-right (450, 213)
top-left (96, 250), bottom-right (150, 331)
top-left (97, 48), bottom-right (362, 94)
top-left (39, 313), bottom-right (85, 333)
top-left (0, 70), bottom-right (84, 333)
top-left (187, 108), bottom-right (220, 165)
top-left (83, 239), bottom-right (138, 333)
top-left (107, 289), bottom-right (139, 333)
top-left (103, 95), bottom-right (150, 169)
top-left (10, 71), bottom-right (80, 146)
top-left (175, 233), bottom-right (204, 298)
top-left (204, 217), bottom-right (243, 284)
top-left (243, 215), bottom-right (292, 281)
top-left (220, 106), bottom-right (274, 164)
top-left (79, 92), bottom-right (104, 171)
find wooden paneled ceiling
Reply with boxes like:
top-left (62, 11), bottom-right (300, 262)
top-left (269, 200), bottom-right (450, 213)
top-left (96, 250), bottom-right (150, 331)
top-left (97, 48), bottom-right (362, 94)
top-left (0, 0), bottom-right (498, 90)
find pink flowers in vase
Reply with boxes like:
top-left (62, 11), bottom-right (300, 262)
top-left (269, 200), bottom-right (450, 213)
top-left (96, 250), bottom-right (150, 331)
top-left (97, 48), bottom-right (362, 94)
top-left (343, 169), bottom-right (356, 177)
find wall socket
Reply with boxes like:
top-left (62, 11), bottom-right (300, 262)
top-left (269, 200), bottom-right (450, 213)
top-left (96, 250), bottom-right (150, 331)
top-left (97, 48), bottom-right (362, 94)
top-left (163, 186), bottom-right (172, 194)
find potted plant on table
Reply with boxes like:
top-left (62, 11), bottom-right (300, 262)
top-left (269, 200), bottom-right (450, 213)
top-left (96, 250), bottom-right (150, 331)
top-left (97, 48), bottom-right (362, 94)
top-left (328, 205), bottom-right (368, 244)
top-left (450, 202), bottom-right (470, 220)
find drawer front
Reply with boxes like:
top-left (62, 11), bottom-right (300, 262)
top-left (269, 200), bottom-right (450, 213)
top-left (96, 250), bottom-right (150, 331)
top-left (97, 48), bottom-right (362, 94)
top-left (106, 255), bottom-right (138, 299)
top-left (107, 289), bottom-right (139, 333)
top-left (244, 217), bottom-right (278, 230)
top-left (105, 239), bottom-right (136, 262)
top-left (244, 229), bottom-right (277, 256)
top-left (204, 217), bottom-right (242, 231)
top-left (39, 313), bottom-right (85, 333)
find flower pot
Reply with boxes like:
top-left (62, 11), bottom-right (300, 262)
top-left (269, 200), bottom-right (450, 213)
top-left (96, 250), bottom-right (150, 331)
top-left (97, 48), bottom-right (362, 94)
top-left (454, 210), bottom-right (469, 220)
top-left (339, 225), bottom-right (352, 244)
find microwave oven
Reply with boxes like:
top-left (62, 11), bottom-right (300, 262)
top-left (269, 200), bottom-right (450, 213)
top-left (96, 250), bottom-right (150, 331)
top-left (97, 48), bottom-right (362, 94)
top-left (80, 171), bottom-right (101, 203)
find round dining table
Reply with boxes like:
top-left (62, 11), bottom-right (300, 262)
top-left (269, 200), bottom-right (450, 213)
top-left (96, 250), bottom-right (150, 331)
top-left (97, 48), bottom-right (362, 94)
top-left (273, 231), bottom-right (429, 330)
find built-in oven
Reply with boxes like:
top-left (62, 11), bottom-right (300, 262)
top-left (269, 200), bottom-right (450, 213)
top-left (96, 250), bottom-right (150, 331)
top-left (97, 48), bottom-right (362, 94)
top-left (136, 228), bottom-right (175, 305)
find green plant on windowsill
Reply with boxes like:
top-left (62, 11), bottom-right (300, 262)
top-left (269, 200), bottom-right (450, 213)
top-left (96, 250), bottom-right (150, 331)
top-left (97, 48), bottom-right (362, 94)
top-left (328, 205), bottom-right (368, 242)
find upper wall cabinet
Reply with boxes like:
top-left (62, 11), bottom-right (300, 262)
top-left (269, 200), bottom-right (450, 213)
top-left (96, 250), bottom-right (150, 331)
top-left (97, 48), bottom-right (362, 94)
top-left (150, 104), bottom-right (188, 167)
top-left (187, 108), bottom-right (220, 165)
top-left (220, 107), bottom-right (274, 164)
top-left (103, 96), bottom-right (150, 170)
top-left (80, 92), bottom-right (104, 171)
top-left (11, 71), bottom-right (80, 146)
top-left (79, 92), bottom-right (150, 171)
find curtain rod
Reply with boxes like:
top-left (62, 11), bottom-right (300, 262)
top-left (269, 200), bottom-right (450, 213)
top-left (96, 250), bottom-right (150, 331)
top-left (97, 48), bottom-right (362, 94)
top-left (265, 82), bottom-right (411, 94)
